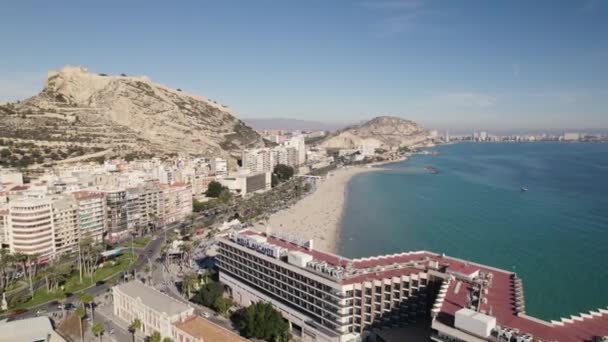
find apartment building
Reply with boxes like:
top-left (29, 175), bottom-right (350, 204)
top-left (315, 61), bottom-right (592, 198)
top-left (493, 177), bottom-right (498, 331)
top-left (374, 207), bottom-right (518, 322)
top-left (113, 281), bottom-right (194, 337)
top-left (136, 183), bottom-right (163, 230)
top-left (51, 196), bottom-right (79, 256)
top-left (7, 197), bottom-right (55, 261)
top-left (72, 191), bottom-right (106, 242)
top-left (102, 189), bottom-right (128, 239)
top-left (242, 147), bottom-right (299, 174)
top-left (210, 158), bottom-right (228, 177)
top-left (217, 230), bottom-right (608, 342)
top-left (190, 175), bottom-right (216, 197)
top-left (285, 135), bottom-right (306, 165)
top-left (242, 148), bottom-right (272, 174)
top-left (0, 207), bottom-right (8, 247)
top-left (270, 146), bottom-right (298, 169)
top-left (160, 183), bottom-right (193, 226)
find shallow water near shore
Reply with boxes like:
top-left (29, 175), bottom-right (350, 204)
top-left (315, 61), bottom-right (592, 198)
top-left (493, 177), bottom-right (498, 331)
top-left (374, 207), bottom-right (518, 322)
top-left (338, 142), bottom-right (608, 321)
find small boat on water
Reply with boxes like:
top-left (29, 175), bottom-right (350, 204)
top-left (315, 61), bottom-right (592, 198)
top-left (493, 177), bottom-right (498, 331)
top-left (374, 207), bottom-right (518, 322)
top-left (425, 166), bottom-right (439, 174)
top-left (521, 187), bottom-right (528, 192)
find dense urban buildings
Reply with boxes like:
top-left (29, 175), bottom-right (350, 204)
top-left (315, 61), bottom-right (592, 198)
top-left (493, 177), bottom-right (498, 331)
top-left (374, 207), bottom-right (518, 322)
top-left (216, 229), bottom-right (608, 342)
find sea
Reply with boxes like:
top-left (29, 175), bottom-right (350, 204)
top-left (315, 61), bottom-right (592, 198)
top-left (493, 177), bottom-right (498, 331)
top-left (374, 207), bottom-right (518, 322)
top-left (338, 142), bottom-right (608, 321)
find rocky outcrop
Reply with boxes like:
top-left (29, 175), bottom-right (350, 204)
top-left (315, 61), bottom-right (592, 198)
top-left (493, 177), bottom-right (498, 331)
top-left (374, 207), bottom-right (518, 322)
top-left (0, 66), bottom-right (265, 163)
top-left (320, 116), bottom-right (429, 150)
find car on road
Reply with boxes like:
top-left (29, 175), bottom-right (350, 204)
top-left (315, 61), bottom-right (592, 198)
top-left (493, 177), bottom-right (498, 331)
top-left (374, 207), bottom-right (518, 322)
top-left (96, 280), bottom-right (105, 286)
top-left (7, 309), bottom-right (27, 318)
top-left (202, 312), bottom-right (210, 318)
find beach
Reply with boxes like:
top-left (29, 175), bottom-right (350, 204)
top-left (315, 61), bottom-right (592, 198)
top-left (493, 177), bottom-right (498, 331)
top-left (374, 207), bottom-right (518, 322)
top-left (254, 166), bottom-right (378, 253)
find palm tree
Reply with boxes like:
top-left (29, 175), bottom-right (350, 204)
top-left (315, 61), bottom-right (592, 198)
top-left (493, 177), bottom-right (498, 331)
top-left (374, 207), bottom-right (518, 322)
top-left (92, 322), bottom-right (104, 342)
top-left (57, 292), bottom-right (67, 319)
top-left (179, 242), bottom-right (193, 266)
top-left (79, 292), bottom-right (94, 319)
top-left (76, 304), bottom-right (87, 342)
top-left (181, 272), bottom-right (198, 299)
top-left (128, 318), bottom-right (142, 342)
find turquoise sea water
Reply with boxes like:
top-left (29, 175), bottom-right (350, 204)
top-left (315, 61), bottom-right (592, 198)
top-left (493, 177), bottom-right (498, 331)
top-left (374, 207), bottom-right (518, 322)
top-left (338, 142), bottom-right (608, 321)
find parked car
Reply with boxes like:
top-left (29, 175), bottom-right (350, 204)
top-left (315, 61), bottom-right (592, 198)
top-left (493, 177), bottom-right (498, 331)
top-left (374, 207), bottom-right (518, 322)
top-left (8, 309), bottom-right (27, 318)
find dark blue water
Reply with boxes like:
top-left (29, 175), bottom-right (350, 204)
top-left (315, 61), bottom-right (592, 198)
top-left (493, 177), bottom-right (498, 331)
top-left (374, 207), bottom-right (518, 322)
top-left (339, 142), bottom-right (608, 320)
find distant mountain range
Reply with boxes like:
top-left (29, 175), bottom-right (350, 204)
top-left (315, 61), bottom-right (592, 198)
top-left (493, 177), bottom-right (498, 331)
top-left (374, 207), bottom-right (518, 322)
top-left (243, 118), bottom-right (347, 132)
top-left (0, 66), bottom-right (266, 163)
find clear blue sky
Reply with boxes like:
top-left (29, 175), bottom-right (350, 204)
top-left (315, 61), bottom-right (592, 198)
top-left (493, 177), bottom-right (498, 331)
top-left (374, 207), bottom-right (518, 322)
top-left (1, 0), bottom-right (607, 131)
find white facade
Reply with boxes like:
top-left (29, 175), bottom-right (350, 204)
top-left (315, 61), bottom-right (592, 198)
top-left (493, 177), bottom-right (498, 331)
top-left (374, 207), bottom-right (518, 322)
top-left (8, 197), bottom-right (56, 260)
top-left (113, 281), bottom-right (194, 338)
top-left (285, 135), bottom-right (306, 165)
top-left (564, 132), bottom-right (580, 141)
top-left (210, 158), bottom-right (228, 177)
top-left (0, 171), bottom-right (23, 185)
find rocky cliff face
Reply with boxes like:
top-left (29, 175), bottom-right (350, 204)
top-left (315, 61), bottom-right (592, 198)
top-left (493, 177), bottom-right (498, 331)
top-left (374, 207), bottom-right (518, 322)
top-left (0, 66), bottom-right (265, 163)
top-left (320, 116), bottom-right (429, 150)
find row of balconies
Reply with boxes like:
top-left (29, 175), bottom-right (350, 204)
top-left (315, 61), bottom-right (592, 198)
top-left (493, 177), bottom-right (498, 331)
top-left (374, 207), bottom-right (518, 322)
top-left (220, 250), bottom-right (347, 308)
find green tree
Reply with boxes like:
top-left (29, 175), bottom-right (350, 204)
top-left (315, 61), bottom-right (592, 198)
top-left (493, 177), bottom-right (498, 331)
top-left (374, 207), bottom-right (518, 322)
top-left (213, 296), bottom-right (232, 316)
top-left (237, 302), bottom-right (290, 342)
top-left (192, 199), bottom-right (206, 212)
top-left (128, 318), bottom-right (142, 342)
top-left (271, 173), bottom-right (279, 188)
top-left (193, 281), bottom-right (224, 307)
top-left (181, 272), bottom-right (199, 299)
top-left (150, 331), bottom-right (162, 342)
top-left (162, 338), bottom-right (174, 342)
top-left (218, 188), bottom-right (232, 204)
top-left (79, 292), bottom-right (95, 319)
top-left (273, 164), bottom-right (294, 182)
top-left (92, 322), bottom-right (104, 342)
top-left (76, 305), bottom-right (87, 342)
top-left (205, 181), bottom-right (227, 198)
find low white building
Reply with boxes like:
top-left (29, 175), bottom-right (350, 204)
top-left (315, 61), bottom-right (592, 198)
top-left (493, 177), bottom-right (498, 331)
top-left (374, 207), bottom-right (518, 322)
top-left (0, 316), bottom-right (66, 342)
top-left (219, 171), bottom-right (271, 195)
top-left (113, 281), bottom-right (194, 337)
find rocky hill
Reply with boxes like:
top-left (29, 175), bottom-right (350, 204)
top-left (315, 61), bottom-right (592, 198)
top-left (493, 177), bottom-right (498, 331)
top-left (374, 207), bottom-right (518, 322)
top-left (0, 66), bottom-right (266, 166)
top-left (319, 116), bottom-right (429, 150)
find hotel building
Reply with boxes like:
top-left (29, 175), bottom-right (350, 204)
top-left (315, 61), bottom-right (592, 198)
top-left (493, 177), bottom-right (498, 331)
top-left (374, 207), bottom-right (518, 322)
top-left (216, 230), bottom-right (608, 342)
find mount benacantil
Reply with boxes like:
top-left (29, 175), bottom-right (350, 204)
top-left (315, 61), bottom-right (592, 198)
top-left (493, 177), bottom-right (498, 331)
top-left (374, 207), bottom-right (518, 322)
top-left (0, 66), bottom-right (266, 162)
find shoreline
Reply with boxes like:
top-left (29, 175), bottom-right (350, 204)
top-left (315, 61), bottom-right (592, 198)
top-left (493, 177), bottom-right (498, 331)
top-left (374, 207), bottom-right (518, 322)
top-left (254, 157), bottom-right (408, 253)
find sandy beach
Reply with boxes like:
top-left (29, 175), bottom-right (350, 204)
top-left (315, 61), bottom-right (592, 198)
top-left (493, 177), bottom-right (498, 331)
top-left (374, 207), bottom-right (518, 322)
top-left (254, 166), bottom-right (380, 253)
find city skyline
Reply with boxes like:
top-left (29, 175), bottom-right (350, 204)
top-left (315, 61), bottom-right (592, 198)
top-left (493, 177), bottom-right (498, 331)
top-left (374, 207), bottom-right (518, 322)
top-left (0, 0), bottom-right (607, 131)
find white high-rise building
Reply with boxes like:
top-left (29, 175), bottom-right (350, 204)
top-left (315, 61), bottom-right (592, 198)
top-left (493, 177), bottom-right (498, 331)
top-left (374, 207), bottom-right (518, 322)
top-left (8, 197), bottom-right (56, 261)
top-left (242, 147), bottom-right (298, 174)
top-left (210, 158), bottom-right (228, 177)
top-left (242, 148), bottom-right (272, 174)
top-left (564, 132), bottom-right (580, 141)
top-left (285, 135), bottom-right (306, 165)
top-left (73, 191), bottom-right (107, 242)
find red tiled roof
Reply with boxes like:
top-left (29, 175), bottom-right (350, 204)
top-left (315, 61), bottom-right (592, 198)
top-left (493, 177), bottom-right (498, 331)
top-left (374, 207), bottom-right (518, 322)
top-left (237, 230), bottom-right (608, 340)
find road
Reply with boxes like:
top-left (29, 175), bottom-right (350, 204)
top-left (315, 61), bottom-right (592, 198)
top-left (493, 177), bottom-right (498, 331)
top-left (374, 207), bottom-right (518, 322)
top-left (10, 227), bottom-right (167, 322)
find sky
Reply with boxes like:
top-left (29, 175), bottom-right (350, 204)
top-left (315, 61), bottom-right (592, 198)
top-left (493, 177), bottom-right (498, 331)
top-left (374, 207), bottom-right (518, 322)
top-left (0, 0), bottom-right (607, 131)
